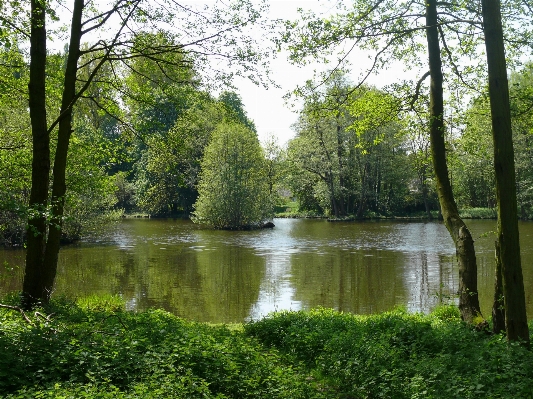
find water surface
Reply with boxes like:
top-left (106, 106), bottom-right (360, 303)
top-left (1, 218), bottom-right (532, 323)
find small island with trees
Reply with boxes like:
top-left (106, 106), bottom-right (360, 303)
top-left (1, 0), bottom-right (533, 397)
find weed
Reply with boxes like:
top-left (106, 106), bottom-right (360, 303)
top-left (2, 299), bottom-right (533, 398)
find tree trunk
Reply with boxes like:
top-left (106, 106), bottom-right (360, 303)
top-left (327, 172), bottom-right (339, 217)
top-left (22, 0), bottom-right (50, 309)
top-left (425, 0), bottom-right (484, 325)
top-left (42, 0), bottom-right (84, 287)
top-left (356, 162), bottom-right (367, 219)
top-left (336, 112), bottom-right (346, 216)
top-left (481, 0), bottom-right (530, 346)
top-left (422, 179), bottom-right (432, 220)
top-left (492, 241), bottom-right (506, 334)
top-left (22, 0), bottom-right (85, 307)
top-left (420, 164), bottom-right (433, 220)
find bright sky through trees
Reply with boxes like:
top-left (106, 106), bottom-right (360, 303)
top-left (232, 0), bottom-right (417, 145)
top-left (48, 0), bottom-right (413, 145)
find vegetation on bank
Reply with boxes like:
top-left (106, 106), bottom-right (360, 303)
top-left (1, 296), bottom-right (532, 398)
top-left (274, 204), bottom-right (499, 221)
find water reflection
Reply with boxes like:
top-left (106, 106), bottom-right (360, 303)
top-left (1, 218), bottom-right (532, 322)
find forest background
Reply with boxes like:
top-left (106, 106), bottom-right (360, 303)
top-left (1, 0), bottom-right (533, 335)
top-left (3, 0), bottom-right (533, 244)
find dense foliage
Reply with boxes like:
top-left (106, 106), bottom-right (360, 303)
top-left (0, 41), bottom-right (264, 243)
top-left (0, 48), bottom-right (121, 245)
top-left (0, 297), bottom-right (319, 399)
top-left (450, 64), bottom-right (533, 218)
top-left (1, 298), bottom-right (532, 398)
top-left (4, 42), bottom-right (533, 244)
top-left (193, 121), bottom-right (272, 229)
top-left (286, 73), bottom-right (437, 218)
top-left (246, 307), bottom-right (533, 398)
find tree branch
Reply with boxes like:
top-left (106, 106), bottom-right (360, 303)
top-left (0, 303), bottom-right (35, 325)
top-left (409, 70), bottom-right (430, 109)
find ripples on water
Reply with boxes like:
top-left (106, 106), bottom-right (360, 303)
top-left (1, 218), bottom-right (532, 323)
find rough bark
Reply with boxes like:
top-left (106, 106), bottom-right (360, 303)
top-left (22, 0), bottom-right (50, 308)
top-left (425, 0), bottom-right (484, 325)
top-left (481, 0), bottom-right (530, 346)
top-left (492, 241), bottom-right (506, 334)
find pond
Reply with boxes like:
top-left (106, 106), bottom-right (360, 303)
top-left (1, 218), bottom-right (532, 323)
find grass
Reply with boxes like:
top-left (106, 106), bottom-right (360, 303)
top-left (459, 208), bottom-right (497, 219)
top-left (274, 201), bottom-right (324, 218)
top-left (1, 296), bottom-right (532, 398)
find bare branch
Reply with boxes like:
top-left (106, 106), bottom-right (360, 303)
top-left (409, 70), bottom-right (431, 109)
top-left (48, 0), bottom-right (141, 135)
top-left (0, 16), bottom-right (30, 38)
top-left (81, 0), bottom-right (133, 35)
top-left (437, 23), bottom-right (478, 91)
top-left (0, 303), bottom-right (35, 325)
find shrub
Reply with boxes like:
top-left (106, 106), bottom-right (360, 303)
top-left (192, 121), bottom-right (273, 230)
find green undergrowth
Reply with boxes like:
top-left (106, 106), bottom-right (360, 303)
top-left (0, 295), bottom-right (317, 399)
top-left (459, 207), bottom-right (497, 219)
top-left (1, 296), bottom-right (532, 398)
top-left (245, 306), bottom-right (533, 398)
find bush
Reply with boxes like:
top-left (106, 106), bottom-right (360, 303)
top-left (193, 121), bottom-right (273, 229)
top-left (458, 207), bottom-right (497, 219)
top-left (245, 307), bottom-right (533, 398)
top-left (3, 300), bottom-right (533, 399)
top-left (0, 298), bottom-right (323, 398)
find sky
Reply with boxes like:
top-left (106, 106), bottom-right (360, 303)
top-left (232, 0), bottom-right (417, 146)
top-left (51, 0), bottom-right (414, 145)
top-left (233, 0), bottom-right (334, 146)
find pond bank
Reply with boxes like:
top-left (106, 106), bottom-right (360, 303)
top-left (1, 296), bottom-right (532, 398)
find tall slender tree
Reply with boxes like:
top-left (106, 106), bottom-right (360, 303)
top-left (481, 0), bottom-right (529, 346)
top-left (23, 0), bottom-right (50, 307)
top-left (425, 0), bottom-right (483, 325)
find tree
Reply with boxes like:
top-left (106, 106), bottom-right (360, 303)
top-left (288, 73), bottom-right (354, 217)
top-left (450, 100), bottom-right (495, 210)
top-left (17, 0), bottom-right (268, 307)
top-left (279, 0), bottom-right (487, 324)
top-left (262, 134), bottom-right (284, 199)
top-left (287, 75), bottom-right (410, 218)
top-left (23, 0), bottom-right (50, 308)
top-left (481, 0), bottom-right (529, 345)
top-left (347, 86), bottom-right (409, 218)
top-left (219, 91), bottom-right (257, 132)
top-left (193, 121), bottom-right (272, 229)
top-left (425, 0), bottom-right (483, 326)
top-left (405, 113), bottom-right (438, 219)
top-left (136, 96), bottom-right (227, 215)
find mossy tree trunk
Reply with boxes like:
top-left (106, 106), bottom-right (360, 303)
top-left (492, 241), bottom-right (505, 334)
top-left (22, 0), bottom-right (50, 308)
top-left (481, 0), bottom-right (530, 346)
top-left (425, 0), bottom-right (483, 325)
